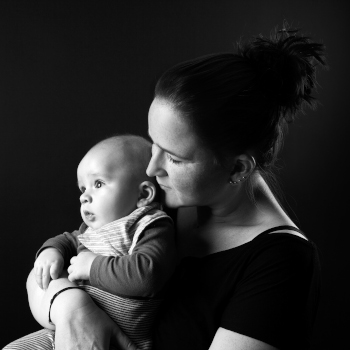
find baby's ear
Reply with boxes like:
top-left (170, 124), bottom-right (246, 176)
top-left (137, 181), bottom-right (157, 208)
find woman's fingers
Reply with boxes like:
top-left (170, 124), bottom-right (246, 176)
top-left (111, 323), bottom-right (139, 350)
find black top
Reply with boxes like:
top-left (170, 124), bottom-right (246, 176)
top-left (154, 226), bottom-right (321, 350)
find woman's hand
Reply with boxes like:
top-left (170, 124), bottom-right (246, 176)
top-left (53, 291), bottom-right (139, 349)
top-left (27, 268), bottom-right (138, 349)
top-left (48, 284), bottom-right (139, 350)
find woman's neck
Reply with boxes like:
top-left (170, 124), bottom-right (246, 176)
top-left (196, 173), bottom-right (263, 226)
top-left (198, 172), bottom-right (290, 226)
top-left (177, 173), bottom-right (295, 258)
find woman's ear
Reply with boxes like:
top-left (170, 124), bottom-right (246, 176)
top-left (136, 181), bottom-right (157, 208)
top-left (229, 154), bottom-right (256, 184)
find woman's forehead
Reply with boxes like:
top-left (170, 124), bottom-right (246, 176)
top-left (148, 99), bottom-right (201, 158)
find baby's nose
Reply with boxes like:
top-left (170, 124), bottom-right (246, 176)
top-left (80, 192), bottom-right (92, 204)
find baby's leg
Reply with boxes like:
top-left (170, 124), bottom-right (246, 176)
top-left (26, 268), bottom-right (77, 330)
top-left (3, 269), bottom-right (77, 349)
top-left (2, 329), bottom-right (55, 350)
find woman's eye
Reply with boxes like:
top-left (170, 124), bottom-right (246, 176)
top-left (95, 180), bottom-right (103, 188)
top-left (166, 153), bottom-right (182, 165)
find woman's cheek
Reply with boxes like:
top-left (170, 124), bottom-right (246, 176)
top-left (172, 168), bottom-right (194, 192)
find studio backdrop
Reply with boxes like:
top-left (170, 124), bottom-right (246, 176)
top-left (0, 1), bottom-right (347, 349)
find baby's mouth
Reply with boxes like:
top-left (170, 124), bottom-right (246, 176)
top-left (83, 210), bottom-right (95, 220)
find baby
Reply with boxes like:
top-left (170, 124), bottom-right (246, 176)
top-left (4, 135), bottom-right (177, 350)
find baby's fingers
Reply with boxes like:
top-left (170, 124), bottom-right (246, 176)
top-left (34, 266), bottom-right (44, 289)
top-left (41, 266), bottom-right (52, 290)
top-left (67, 265), bottom-right (76, 282)
top-left (50, 260), bottom-right (64, 280)
top-left (34, 265), bottom-right (50, 290)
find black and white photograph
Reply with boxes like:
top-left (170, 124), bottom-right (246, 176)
top-left (1, 1), bottom-right (347, 349)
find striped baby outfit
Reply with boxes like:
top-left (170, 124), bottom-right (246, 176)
top-left (4, 203), bottom-right (174, 350)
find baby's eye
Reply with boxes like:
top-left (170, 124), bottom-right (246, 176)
top-left (166, 153), bottom-right (182, 165)
top-left (95, 180), bottom-right (103, 188)
top-left (80, 186), bottom-right (86, 194)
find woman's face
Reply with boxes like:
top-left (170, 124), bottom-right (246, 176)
top-left (147, 98), bottom-right (231, 208)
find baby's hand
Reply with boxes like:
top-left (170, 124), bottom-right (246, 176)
top-left (34, 248), bottom-right (64, 290)
top-left (67, 252), bottom-right (98, 282)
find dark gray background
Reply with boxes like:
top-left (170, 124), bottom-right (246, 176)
top-left (0, 1), bottom-right (347, 348)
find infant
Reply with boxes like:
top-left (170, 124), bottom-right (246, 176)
top-left (4, 135), bottom-right (177, 350)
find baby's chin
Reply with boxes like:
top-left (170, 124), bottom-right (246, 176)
top-left (83, 218), bottom-right (118, 230)
top-left (82, 218), bottom-right (103, 230)
top-left (81, 211), bottom-right (126, 230)
top-left (81, 211), bottom-right (103, 229)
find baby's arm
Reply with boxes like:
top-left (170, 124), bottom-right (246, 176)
top-left (34, 226), bottom-right (84, 289)
top-left (28, 226), bottom-right (87, 326)
top-left (89, 218), bottom-right (177, 297)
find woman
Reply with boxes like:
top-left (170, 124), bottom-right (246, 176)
top-left (26, 28), bottom-right (326, 350)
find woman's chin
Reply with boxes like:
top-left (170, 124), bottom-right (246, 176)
top-left (163, 200), bottom-right (179, 209)
top-left (163, 196), bottom-right (195, 209)
top-left (163, 196), bottom-right (181, 209)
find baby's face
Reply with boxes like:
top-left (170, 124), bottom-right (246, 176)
top-left (77, 145), bottom-right (141, 229)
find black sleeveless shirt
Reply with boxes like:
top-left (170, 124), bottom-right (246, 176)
top-left (154, 226), bottom-right (320, 350)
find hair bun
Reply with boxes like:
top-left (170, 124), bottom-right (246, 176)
top-left (239, 27), bottom-right (327, 122)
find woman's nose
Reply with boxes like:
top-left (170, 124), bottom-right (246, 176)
top-left (80, 191), bottom-right (92, 204)
top-left (146, 144), bottom-right (167, 177)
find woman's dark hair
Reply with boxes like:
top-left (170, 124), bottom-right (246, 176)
top-left (154, 28), bottom-right (326, 197)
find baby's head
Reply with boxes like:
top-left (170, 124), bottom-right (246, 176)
top-left (77, 135), bottom-right (156, 229)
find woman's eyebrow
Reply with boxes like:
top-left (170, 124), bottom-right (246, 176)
top-left (148, 131), bottom-right (190, 160)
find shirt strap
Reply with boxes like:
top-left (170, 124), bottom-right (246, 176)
top-left (258, 225), bottom-right (307, 239)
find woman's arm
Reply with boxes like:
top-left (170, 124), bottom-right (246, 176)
top-left (26, 268), bottom-right (139, 349)
top-left (209, 328), bottom-right (278, 350)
